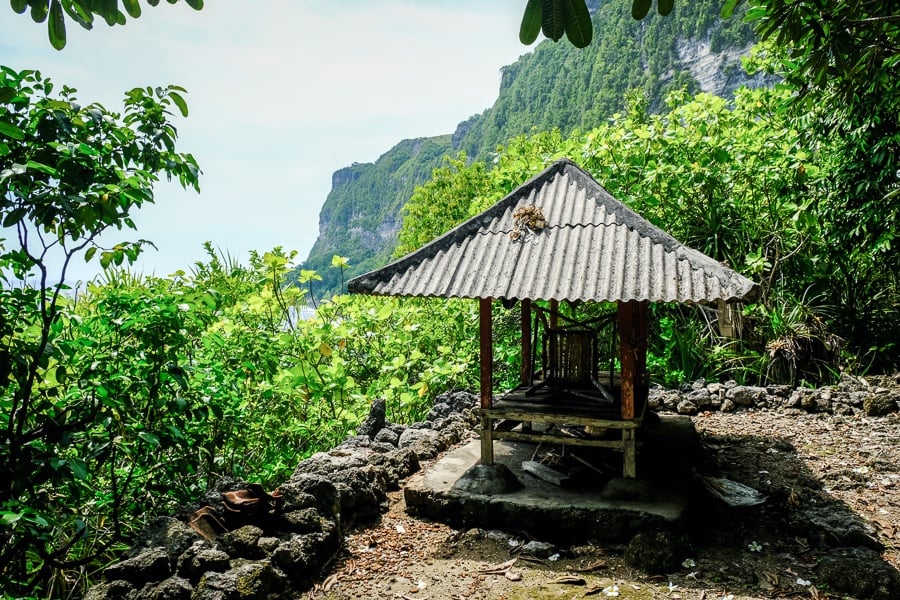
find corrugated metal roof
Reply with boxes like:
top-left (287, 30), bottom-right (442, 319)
top-left (348, 158), bottom-right (758, 304)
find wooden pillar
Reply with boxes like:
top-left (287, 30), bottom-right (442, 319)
top-left (549, 299), bottom-right (559, 329)
top-left (618, 300), bottom-right (649, 421)
top-left (520, 299), bottom-right (532, 386)
top-left (479, 297), bottom-right (494, 464)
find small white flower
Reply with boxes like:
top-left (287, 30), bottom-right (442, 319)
top-left (682, 558), bottom-right (696, 568)
top-left (177, 303), bottom-right (190, 312)
top-left (602, 584), bottom-right (620, 597)
top-left (748, 541), bottom-right (763, 552)
top-left (547, 553), bottom-right (560, 562)
top-left (796, 578), bottom-right (811, 586)
top-left (668, 581), bottom-right (679, 592)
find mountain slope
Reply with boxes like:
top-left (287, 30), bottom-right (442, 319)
top-left (298, 0), bottom-right (774, 299)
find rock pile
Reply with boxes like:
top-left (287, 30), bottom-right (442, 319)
top-left (650, 373), bottom-right (900, 417)
top-left (85, 392), bottom-right (478, 600)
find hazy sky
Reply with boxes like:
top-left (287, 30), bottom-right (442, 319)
top-left (1, 1), bottom-right (529, 282)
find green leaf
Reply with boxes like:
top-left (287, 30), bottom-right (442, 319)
top-left (631, 0), bottom-right (652, 20)
top-left (138, 431), bottom-right (160, 446)
top-left (541, 0), bottom-right (565, 42)
top-left (84, 246), bottom-right (97, 262)
top-left (720, 0), bottom-right (740, 19)
top-left (26, 160), bottom-right (59, 177)
top-left (10, 0), bottom-right (27, 14)
top-left (0, 86), bottom-right (15, 102)
top-left (0, 121), bottom-right (25, 140)
top-left (657, 0), bottom-right (674, 17)
top-left (122, 0), bottom-right (141, 18)
top-left (48, 0), bottom-right (66, 50)
top-left (69, 458), bottom-right (88, 480)
top-left (184, 0), bottom-right (203, 9)
top-left (30, 0), bottom-right (49, 23)
top-left (561, 0), bottom-right (592, 48)
top-left (168, 91), bottom-right (188, 117)
top-left (519, 0), bottom-right (542, 45)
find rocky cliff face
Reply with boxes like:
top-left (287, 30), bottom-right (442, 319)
top-left (672, 38), bottom-right (775, 97)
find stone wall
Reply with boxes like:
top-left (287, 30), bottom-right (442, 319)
top-left (85, 392), bottom-right (479, 600)
top-left (650, 373), bottom-right (900, 417)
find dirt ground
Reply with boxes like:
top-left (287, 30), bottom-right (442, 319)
top-left (308, 377), bottom-right (900, 600)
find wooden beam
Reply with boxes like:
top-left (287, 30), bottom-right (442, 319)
top-left (520, 299), bottom-right (532, 386)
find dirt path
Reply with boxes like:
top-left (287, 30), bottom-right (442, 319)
top-left (307, 397), bottom-right (900, 600)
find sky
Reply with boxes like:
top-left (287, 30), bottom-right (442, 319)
top-left (1, 0), bottom-right (530, 283)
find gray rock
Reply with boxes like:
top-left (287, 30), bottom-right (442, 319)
top-left (686, 389), bottom-right (712, 408)
top-left (720, 399), bottom-right (736, 413)
top-left (676, 399), bottom-right (698, 415)
top-left (192, 562), bottom-right (274, 600)
top-left (426, 390), bottom-right (477, 421)
top-left (521, 540), bottom-right (556, 558)
top-left (373, 427), bottom-right (400, 446)
top-left (127, 517), bottom-right (201, 561)
top-left (725, 385), bottom-right (767, 406)
top-left (271, 527), bottom-right (340, 584)
top-left (816, 546), bottom-right (900, 600)
top-left (398, 428), bottom-right (442, 459)
top-left (147, 576), bottom-right (192, 600)
top-left (790, 505), bottom-right (883, 551)
top-left (864, 391), bottom-right (899, 416)
top-left (104, 546), bottom-right (172, 585)
top-left (848, 390), bottom-right (869, 407)
top-left (218, 525), bottom-right (263, 559)
top-left (83, 580), bottom-right (135, 600)
top-left (279, 508), bottom-right (326, 534)
top-left (355, 398), bottom-right (386, 439)
top-left (280, 475), bottom-right (339, 518)
top-left (623, 531), bottom-right (688, 574)
top-left (176, 541), bottom-right (230, 581)
top-left (452, 463), bottom-right (522, 495)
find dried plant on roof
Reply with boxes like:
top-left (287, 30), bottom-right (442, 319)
top-left (510, 205), bottom-right (546, 242)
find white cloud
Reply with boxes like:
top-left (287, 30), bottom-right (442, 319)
top-left (0, 0), bottom-right (528, 281)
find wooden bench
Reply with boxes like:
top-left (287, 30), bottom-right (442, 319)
top-left (478, 385), bottom-right (644, 478)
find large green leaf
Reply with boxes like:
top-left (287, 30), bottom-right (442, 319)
top-left (561, 0), bottom-right (592, 48)
top-left (541, 0), bottom-right (565, 42)
top-left (519, 0), bottom-right (542, 45)
top-left (30, 0), bottom-right (49, 23)
top-left (184, 0), bottom-right (203, 9)
top-left (657, 0), bottom-right (675, 17)
top-left (169, 90), bottom-right (188, 117)
top-left (0, 86), bottom-right (16, 102)
top-left (122, 0), bottom-right (141, 18)
top-left (631, 0), bottom-right (652, 20)
top-left (48, 0), bottom-right (66, 50)
top-left (0, 121), bottom-right (25, 140)
top-left (10, 0), bottom-right (27, 14)
top-left (720, 0), bottom-right (741, 19)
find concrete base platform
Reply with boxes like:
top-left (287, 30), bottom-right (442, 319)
top-left (404, 413), bottom-right (699, 544)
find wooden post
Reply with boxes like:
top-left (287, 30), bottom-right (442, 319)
top-left (479, 297), bottom-right (494, 465)
top-left (520, 299), bottom-right (532, 387)
top-left (549, 299), bottom-right (559, 329)
top-left (617, 300), bottom-right (649, 421)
